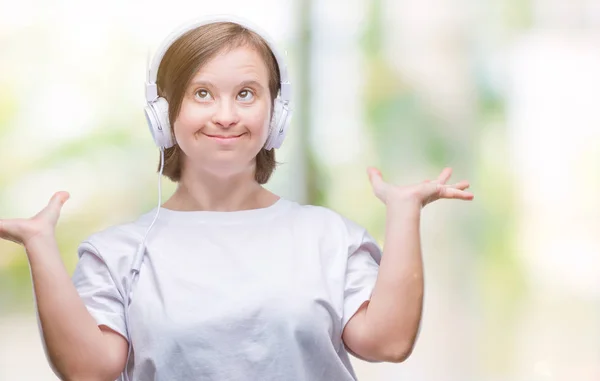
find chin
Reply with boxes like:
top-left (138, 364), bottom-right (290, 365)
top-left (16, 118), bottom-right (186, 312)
top-left (180, 143), bottom-right (263, 175)
top-left (195, 157), bottom-right (255, 176)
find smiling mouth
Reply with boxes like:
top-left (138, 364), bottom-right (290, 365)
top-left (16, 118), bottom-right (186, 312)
top-left (202, 133), bottom-right (245, 141)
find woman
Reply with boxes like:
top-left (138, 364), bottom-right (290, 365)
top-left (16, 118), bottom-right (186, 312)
top-left (0, 15), bottom-right (473, 381)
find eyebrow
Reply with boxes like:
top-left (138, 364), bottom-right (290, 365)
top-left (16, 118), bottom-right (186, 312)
top-left (189, 80), bottom-right (265, 91)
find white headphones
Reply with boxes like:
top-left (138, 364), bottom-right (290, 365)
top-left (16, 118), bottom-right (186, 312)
top-left (143, 14), bottom-right (293, 151)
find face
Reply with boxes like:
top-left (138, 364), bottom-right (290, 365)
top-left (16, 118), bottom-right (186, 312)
top-left (173, 45), bottom-right (272, 179)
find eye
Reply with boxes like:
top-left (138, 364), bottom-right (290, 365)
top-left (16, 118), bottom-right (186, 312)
top-left (194, 89), bottom-right (212, 101)
top-left (237, 89), bottom-right (254, 102)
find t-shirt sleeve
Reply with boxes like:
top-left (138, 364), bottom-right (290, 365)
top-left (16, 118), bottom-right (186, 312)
top-left (72, 241), bottom-right (128, 341)
top-left (341, 219), bottom-right (382, 330)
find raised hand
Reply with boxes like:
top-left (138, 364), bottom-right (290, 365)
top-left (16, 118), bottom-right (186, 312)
top-left (367, 167), bottom-right (473, 208)
top-left (0, 191), bottom-right (70, 247)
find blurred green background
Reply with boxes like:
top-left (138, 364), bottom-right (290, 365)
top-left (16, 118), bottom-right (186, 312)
top-left (1, 0), bottom-right (599, 380)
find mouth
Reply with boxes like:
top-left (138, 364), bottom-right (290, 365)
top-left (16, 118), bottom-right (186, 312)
top-left (202, 132), bottom-right (246, 142)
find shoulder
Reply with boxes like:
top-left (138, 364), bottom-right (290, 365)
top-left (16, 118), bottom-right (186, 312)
top-left (77, 210), bottom-right (155, 266)
top-left (285, 201), bottom-right (373, 252)
top-left (285, 201), bottom-right (355, 229)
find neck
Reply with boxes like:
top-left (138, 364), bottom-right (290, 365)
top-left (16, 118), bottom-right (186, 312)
top-left (162, 164), bottom-right (276, 212)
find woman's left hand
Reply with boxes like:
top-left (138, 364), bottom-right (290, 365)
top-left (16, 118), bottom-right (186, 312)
top-left (367, 167), bottom-right (474, 208)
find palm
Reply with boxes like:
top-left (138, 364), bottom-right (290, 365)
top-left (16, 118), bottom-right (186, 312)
top-left (0, 191), bottom-right (69, 246)
top-left (368, 167), bottom-right (473, 207)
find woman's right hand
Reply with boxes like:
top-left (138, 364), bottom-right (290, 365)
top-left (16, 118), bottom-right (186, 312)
top-left (3, 191), bottom-right (129, 380)
top-left (0, 191), bottom-right (70, 247)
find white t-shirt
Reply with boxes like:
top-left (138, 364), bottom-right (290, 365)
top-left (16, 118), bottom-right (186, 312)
top-left (72, 197), bottom-right (382, 381)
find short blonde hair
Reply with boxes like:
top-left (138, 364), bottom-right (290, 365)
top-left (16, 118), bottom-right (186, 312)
top-left (156, 22), bottom-right (281, 184)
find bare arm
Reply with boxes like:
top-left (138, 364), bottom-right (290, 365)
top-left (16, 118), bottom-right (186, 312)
top-left (342, 202), bottom-right (424, 362)
top-left (1, 192), bottom-right (128, 381)
top-left (28, 234), bottom-right (128, 381)
top-left (343, 167), bottom-right (473, 362)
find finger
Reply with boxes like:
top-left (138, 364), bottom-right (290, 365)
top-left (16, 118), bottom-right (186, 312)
top-left (440, 186), bottom-right (474, 200)
top-left (0, 219), bottom-right (9, 236)
top-left (437, 167), bottom-right (453, 184)
top-left (367, 167), bottom-right (385, 187)
top-left (33, 191), bottom-right (70, 221)
top-left (50, 191), bottom-right (70, 209)
top-left (0, 219), bottom-right (16, 235)
top-left (367, 167), bottom-right (387, 200)
top-left (453, 180), bottom-right (470, 190)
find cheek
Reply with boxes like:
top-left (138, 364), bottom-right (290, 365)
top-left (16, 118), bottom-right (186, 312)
top-left (243, 104), bottom-right (272, 134)
top-left (173, 102), bottom-right (208, 134)
top-left (177, 103), bottom-right (196, 124)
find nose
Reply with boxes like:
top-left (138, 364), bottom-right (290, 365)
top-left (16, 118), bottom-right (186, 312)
top-left (211, 99), bottom-right (239, 128)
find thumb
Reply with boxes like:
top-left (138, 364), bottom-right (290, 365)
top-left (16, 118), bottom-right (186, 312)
top-left (50, 191), bottom-right (70, 209)
top-left (34, 191), bottom-right (70, 222)
top-left (367, 167), bottom-right (387, 201)
top-left (367, 167), bottom-right (383, 185)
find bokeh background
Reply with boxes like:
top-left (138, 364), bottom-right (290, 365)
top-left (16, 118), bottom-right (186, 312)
top-left (1, 0), bottom-right (599, 380)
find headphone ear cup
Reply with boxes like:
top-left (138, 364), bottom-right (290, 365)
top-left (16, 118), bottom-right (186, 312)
top-left (264, 98), bottom-right (291, 150)
top-left (144, 97), bottom-right (174, 149)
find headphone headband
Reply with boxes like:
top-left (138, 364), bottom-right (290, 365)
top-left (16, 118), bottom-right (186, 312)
top-left (145, 14), bottom-right (291, 105)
